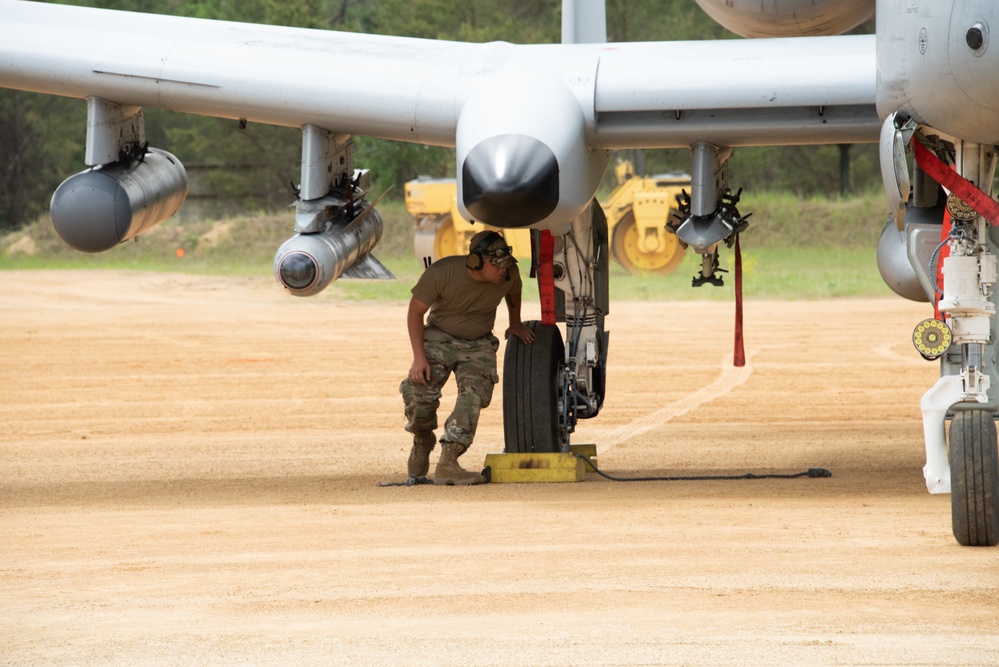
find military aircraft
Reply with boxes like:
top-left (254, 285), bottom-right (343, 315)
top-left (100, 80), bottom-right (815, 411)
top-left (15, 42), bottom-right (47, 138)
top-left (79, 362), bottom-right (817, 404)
top-left (1, 0), bottom-right (997, 547)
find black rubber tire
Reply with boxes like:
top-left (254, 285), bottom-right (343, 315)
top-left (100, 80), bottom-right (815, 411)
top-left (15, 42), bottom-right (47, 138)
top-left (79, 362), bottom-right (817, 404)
top-left (949, 410), bottom-right (999, 546)
top-left (502, 320), bottom-right (564, 453)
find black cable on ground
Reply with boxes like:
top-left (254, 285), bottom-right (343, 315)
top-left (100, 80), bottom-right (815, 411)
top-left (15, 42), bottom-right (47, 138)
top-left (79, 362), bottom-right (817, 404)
top-left (377, 467), bottom-right (493, 487)
top-left (377, 475), bottom-right (435, 487)
top-left (576, 454), bottom-right (831, 483)
top-left (378, 461), bottom-right (831, 487)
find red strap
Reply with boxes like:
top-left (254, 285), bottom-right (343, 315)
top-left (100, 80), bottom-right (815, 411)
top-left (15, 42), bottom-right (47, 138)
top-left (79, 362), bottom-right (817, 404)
top-left (539, 231), bottom-right (556, 326)
top-left (912, 140), bottom-right (999, 225)
top-left (733, 234), bottom-right (745, 367)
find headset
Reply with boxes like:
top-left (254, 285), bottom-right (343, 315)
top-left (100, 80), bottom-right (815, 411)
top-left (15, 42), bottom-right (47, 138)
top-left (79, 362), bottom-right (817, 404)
top-left (465, 230), bottom-right (508, 271)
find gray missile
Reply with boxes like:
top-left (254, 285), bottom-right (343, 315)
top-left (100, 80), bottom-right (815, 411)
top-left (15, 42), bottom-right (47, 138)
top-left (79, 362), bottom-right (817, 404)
top-left (273, 205), bottom-right (394, 297)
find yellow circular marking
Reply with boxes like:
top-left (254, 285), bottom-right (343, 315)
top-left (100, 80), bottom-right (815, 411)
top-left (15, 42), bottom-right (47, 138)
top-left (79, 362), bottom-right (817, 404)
top-left (912, 318), bottom-right (952, 360)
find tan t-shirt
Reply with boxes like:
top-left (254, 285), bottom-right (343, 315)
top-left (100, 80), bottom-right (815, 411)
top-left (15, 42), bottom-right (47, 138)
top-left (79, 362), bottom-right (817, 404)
top-left (412, 255), bottom-right (522, 340)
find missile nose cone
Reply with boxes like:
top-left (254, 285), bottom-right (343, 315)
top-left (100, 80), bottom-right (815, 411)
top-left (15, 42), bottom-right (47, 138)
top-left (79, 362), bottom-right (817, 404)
top-left (277, 251), bottom-right (319, 292)
top-left (462, 134), bottom-right (559, 228)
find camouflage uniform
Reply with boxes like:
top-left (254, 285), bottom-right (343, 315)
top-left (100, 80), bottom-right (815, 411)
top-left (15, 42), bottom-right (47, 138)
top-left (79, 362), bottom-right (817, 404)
top-left (400, 326), bottom-right (500, 447)
top-left (400, 234), bottom-right (522, 483)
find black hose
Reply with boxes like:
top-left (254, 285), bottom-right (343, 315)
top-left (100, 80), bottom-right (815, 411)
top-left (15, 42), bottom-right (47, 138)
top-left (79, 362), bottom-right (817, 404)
top-left (576, 454), bottom-right (831, 482)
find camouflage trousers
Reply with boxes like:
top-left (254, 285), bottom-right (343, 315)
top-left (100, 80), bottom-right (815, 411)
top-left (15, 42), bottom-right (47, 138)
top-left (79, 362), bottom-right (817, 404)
top-left (400, 328), bottom-right (500, 447)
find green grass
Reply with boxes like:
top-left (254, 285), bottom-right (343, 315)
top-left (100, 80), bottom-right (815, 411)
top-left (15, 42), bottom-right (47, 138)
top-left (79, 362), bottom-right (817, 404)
top-left (606, 246), bottom-right (891, 301)
top-left (0, 193), bottom-right (895, 301)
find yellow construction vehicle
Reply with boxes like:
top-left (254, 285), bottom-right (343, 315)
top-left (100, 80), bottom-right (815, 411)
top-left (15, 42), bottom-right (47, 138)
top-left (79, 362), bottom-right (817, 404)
top-left (405, 161), bottom-right (691, 274)
top-left (407, 177), bottom-right (533, 265)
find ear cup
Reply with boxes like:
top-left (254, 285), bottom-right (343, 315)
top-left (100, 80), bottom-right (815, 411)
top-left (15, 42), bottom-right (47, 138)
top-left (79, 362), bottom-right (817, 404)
top-left (466, 230), bottom-right (502, 271)
top-left (465, 250), bottom-right (484, 271)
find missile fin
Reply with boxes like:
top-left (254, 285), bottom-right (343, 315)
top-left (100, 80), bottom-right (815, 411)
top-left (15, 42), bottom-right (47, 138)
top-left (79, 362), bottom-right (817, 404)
top-left (342, 254), bottom-right (395, 280)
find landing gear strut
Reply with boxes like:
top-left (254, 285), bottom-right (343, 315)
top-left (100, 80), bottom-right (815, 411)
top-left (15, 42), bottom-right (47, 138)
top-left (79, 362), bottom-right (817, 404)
top-left (503, 200), bottom-right (609, 453)
top-left (898, 127), bottom-right (999, 546)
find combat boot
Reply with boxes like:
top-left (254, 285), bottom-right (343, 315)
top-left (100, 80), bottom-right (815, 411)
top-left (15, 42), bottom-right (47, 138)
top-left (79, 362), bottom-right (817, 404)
top-left (407, 433), bottom-right (436, 478)
top-left (433, 442), bottom-right (486, 485)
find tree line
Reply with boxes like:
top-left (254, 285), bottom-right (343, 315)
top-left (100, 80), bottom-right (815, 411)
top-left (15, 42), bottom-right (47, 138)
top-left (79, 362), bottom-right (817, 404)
top-left (0, 0), bottom-right (879, 232)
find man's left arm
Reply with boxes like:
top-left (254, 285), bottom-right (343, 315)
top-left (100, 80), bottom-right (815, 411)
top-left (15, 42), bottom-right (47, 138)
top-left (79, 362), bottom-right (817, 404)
top-left (504, 289), bottom-right (534, 344)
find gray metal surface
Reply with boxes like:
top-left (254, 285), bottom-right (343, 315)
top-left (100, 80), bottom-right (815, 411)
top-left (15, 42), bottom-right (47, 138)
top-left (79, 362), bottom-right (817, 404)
top-left (50, 148), bottom-right (188, 253)
top-left (876, 0), bottom-right (999, 144)
top-left (694, 0), bottom-right (874, 39)
top-left (0, 1), bottom-right (879, 151)
top-left (273, 205), bottom-right (390, 297)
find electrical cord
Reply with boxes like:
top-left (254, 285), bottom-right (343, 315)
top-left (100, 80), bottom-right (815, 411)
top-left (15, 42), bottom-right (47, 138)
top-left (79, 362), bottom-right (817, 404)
top-left (575, 454), bottom-right (831, 482)
top-left (378, 460), bottom-right (831, 486)
top-left (377, 475), bottom-right (435, 487)
top-left (929, 226), bottom-right (969, 296)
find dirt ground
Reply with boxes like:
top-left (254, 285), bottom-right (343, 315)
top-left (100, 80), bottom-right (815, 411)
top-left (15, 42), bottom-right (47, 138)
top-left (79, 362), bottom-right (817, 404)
top-left (1, 269), bottom-right (997, 666)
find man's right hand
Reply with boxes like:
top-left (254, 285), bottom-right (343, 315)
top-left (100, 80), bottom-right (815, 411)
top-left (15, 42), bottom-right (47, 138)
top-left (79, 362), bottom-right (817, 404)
top-left (408, 357), bottom-right (432, 385)
top-left (406, 296), bottom-right (433, 385)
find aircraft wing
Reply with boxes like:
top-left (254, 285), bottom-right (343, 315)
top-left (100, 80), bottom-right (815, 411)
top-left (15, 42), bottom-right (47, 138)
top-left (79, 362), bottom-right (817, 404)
top-left (0, 0), bottom-right (878, 151)
top-left (0, 0), bottom-right (476, 146)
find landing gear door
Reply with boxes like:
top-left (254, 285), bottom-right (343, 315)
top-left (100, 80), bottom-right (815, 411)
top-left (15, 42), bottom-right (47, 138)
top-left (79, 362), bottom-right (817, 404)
top-left (880, 112), bottom-right (917, 231)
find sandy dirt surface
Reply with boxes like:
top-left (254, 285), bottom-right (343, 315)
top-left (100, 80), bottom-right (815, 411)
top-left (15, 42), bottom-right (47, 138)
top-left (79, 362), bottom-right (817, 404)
top-left (1, 269), bottom-right (997, 666)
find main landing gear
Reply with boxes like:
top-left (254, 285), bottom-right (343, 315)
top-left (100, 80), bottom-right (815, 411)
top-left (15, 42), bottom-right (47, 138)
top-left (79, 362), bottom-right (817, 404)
top-left (503, 201), bottom-right (609, 453)
top-left (889, 122), bottom-right (999, 546)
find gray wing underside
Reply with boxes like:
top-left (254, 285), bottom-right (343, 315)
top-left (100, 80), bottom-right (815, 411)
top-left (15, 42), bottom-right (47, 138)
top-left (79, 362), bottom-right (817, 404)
top-left (0, 0), bottom-right (878, 150)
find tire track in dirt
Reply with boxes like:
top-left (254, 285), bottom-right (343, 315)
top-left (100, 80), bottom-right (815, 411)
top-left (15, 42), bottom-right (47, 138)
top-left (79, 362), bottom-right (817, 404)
top-left (598, 349), bottom-right (758, 452)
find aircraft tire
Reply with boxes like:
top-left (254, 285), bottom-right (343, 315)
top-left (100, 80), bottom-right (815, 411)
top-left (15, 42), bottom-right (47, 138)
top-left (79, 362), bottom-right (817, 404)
top-left (950, 409), bottom-right (999, 546)
top-left (502, 320), bottom-right (564, 453)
